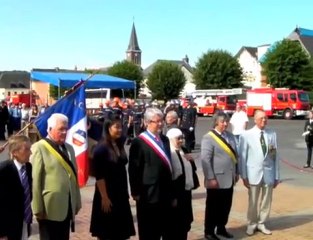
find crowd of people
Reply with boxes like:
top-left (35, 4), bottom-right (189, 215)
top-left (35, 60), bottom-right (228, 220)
top-left (0, 96), bottom-right (283, 240)
top-left (0, 101), bottom-right (49, 143)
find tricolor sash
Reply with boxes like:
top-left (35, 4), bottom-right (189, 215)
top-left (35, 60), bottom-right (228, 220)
top-left (208, 130), bottom-right (237, 164)
top-left (139, 132), bottom-right (172, 172)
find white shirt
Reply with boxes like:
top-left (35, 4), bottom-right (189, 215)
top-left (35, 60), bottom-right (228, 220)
top-left (230, 111), bottom-right (249, 135)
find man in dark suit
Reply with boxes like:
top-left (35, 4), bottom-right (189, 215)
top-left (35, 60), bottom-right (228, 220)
top-left (129, 107), bottom-right (174, 240)
top-left (303, 110), bottom-right (313, 168)
top-left (0, 135), bottom-right (32, 240)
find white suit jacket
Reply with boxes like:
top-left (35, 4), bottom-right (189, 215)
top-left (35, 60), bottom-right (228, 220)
top-left (239, 126), bottom-right (279, 185)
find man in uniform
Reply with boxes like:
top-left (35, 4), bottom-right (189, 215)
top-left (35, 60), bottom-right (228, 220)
top-left (180, 98), bottom-right (197, 153)
top-left (132, 103), bottom-right (144, 138)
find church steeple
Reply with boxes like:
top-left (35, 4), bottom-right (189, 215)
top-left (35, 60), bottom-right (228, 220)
top-left (126, 23), bottom-right (142, 66)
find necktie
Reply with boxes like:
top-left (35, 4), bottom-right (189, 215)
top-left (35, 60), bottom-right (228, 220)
top-left (155, 135), bottom-right (160, 143)
top-left (260, 131), bottom-right (267, 156)
top-left (222, 132), bottom-right (228, 143)
top-left (20, 165), bottom-right (32, 224)
top-left (60, 145), bottom-right (69, 159)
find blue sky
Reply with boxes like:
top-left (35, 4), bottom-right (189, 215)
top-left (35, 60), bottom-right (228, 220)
top-left (1, 0), bottom-right (313, 71)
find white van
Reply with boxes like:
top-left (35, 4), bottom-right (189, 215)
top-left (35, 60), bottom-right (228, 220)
top-left (85, 88), bottom-right (124, 109)
top-left (85, 88), bottom-right (111, 109)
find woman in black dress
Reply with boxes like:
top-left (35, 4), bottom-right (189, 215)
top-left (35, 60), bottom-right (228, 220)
top-left (90, 116), bottom-right (135, 240)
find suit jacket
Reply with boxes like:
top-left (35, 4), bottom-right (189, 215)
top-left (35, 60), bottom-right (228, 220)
top-left (239, 126), bottom-right (279, 185)
top-left (128, 133), bottom-right (174, 204)
top-left (0, 160), bottom-right (32, 240)
top-left (31, 139), bottom-right (82, 221)
top-left (304, 120), bottom-right (313, 143)
top-left (201, 130), bottom-right (238, 189)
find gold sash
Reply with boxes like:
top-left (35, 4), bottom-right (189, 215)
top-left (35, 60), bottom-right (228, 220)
top-left (42, 140), bottom-right (77, 181)
top-left (208, 131), bottom-right (237, 164)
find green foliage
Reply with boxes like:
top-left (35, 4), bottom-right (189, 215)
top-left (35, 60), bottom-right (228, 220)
top-left (261, 39), bottom-right (313, 90)
top-left (146, 61), bottom-right (186, 101)
top-left (193, 50), bottom-right (243, 89)
top-left (107, 60), bottom-right (143, 98)
top-left (49, 85), bottom-right (69, 100)
top-left (84, 69), bottom-right (107, 74)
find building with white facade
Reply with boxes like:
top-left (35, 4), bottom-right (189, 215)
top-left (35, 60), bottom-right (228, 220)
top-left (141, 56), bottom-right (195, 98)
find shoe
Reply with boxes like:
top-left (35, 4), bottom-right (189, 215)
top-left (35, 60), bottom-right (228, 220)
top-left (246, 224), bottom-right (256, 236)
top-left (303, 164), bottom-right (310, 168)
top-left (257, 224), bottom-right (272, 235)
top-left (205, 233), bottom-right (220, 240)
top-left (216, 228), bottom-right (234, 239)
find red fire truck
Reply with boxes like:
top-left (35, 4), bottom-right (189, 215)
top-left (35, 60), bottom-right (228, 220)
top-left (244, 88), bottom-right (310, 119)
top-left (191, 88), bottom-right (242, 116)
top-left (9, 92), bottom-right (36, 107)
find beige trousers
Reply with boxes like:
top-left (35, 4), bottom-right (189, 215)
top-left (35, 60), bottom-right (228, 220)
top-left (247, 182), bottom-right (273, 225)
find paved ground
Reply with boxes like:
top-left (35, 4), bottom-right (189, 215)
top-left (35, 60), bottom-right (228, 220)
top-left (1, 117), bottom-right (312, 239)
top-left (28, 171), bottom-right (313, 240)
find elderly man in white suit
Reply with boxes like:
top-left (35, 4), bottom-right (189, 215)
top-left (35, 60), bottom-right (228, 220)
top-left (239, 110), bottom-right (279, 236)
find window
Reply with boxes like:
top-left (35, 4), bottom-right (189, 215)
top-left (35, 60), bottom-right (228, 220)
top-left (85, 90), bottom-right (108, 99)
top-left (299, 92), bottom-right (309, 102)
top-left (226, 95), bottom-right (237, 104)
top-left (277, 93), bottom-right (284, 102)
top-left (290, 93), bottom-right (296, 102)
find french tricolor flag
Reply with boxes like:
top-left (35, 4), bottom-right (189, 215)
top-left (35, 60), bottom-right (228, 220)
top-left (34, 82), bottom-right (89, 187)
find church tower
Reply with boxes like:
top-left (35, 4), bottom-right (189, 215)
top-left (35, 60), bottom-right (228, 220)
top-left (126, 23), bottom-right (142, 66)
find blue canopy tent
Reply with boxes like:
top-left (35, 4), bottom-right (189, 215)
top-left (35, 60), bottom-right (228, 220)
top-left (31, 71), bottom-right (136, 89)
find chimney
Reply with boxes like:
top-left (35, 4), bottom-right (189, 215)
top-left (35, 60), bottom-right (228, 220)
top-left (183, 54), bottom-right (189, 64)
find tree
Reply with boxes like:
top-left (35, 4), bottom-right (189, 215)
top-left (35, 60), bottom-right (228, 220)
top-left (49, 85), bottom-right (68, 100)
top-left (261, 39), bottom-right (313, 90)
top-left (146, 61), bottom-right (186, 101)
top-left (107, 60), bottom-right (143, 98)
top-left (193, 50), bottom-right (243, 89)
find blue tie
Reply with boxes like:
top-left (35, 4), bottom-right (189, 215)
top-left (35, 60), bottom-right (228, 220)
top-left (20, 165), bottom-right (32, 224)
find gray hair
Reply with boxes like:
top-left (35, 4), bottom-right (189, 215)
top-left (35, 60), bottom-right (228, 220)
top-left (254, 109), bottom-right (265, 120)
top-left (166, 110), bottom-right (178, 120)
top-left (144, 107), bottom-right (163, 124)
top-left (212, 111), bottom-right (229, 128)
top-left (47, 113), bottom-right (68, 133)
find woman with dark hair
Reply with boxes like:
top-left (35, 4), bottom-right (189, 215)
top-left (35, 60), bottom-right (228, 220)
top-left (90, 116), bottom-right (135, 240)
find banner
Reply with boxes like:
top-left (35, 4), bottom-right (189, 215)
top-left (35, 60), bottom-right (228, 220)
top-left (34, 83), bottom-right (88, 187)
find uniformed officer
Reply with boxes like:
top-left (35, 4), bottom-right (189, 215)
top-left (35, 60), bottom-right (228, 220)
top-left (98, 100), bottom-right (114, 122)
top-left (111, 97), bottom-right (123, 120)
top-left (122, 102), bottom-right (134, 144)
top-left (132, 102), bottom-right (144, 137)
top-left (180, 98), bottom-right (197, 153)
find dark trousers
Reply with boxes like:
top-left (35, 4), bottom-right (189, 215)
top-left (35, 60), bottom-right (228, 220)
top-left (182, 128), bottom-right (195, 153)
top-left (38, 217), bottom-right (70, 240)
top-left (204, 187), bottom-right (233, 235)
top-left (38, 198), bottom-right (72, 240)
top-left (0, 122), bottom-right (5, 140)
top-left (136, 200), bottom-right (172, 240)
top-left (306, 142), bottom-right (313, 165)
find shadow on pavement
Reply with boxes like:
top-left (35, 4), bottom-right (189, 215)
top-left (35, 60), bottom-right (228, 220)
top-left (195, 214), bottom-right (313, 240)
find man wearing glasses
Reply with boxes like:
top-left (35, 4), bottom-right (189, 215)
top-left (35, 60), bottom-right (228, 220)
top-left (129, 107), bottom-right (174, 240)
